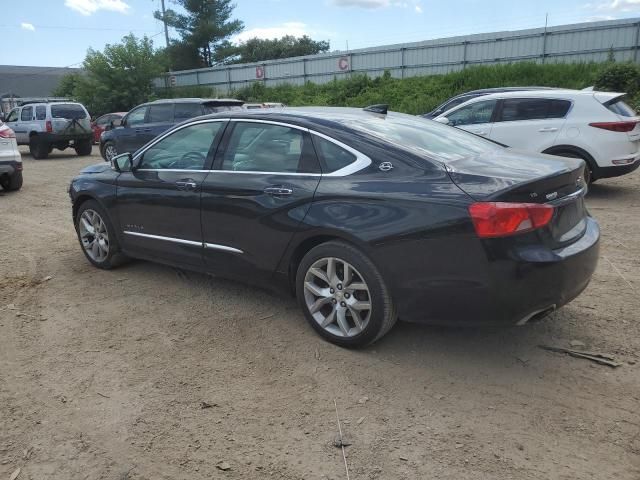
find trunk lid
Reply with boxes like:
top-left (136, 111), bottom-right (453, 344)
top-left (445, 149), bottom-right (588, 248)
top-left (50, 104), bottom-right (92, 137)
top-left (594, 92), bottom-right (640, 142)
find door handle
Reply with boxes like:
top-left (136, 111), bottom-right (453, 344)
top-left (539, 127), bottom-right (558, 132)
top-left (264, 186), bottom-right (293, 197)
top-left (176, 179), bottom-right (197, 191)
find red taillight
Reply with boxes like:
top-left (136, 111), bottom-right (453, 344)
top-left (0, 127), bottom-right (15, 138)
top-left (589, 121), bottom-right (638, 132)
top-left (46, 120), bottom-right (53, 133)
top-left (468, 202), bottom-right (555, 238)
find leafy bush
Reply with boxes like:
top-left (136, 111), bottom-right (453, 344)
top-left (594, 62), bottom-right (640, 95)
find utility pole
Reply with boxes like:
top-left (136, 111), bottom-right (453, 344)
top-left (160, 0), bottom-right (170, 48)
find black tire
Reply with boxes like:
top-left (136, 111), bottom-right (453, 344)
top-left (29, 137), bottom-right (49, 159)
top-left (101, 141), bottom-right (117, 162)
top-left (0, 171), bottom-right (22, 191)
top-left (75, 199), bottom-right (127, 269)
top-left (75, 139), bottom-right (92, 156)
top-left (295, 240), bottom-right (397, 348)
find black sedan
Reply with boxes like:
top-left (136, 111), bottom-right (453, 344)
top-left (69, 107), bottom-right (600, 347)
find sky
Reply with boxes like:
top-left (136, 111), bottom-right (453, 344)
top-left (5, 0), bottom-right (640, 67)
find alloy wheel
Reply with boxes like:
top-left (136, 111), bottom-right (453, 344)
top-left (303, 257), bottom-right (372, 337)
top-left (79, 209), bottom-right (109, 262)
top-left (104, 144), bottom-right (117, 161)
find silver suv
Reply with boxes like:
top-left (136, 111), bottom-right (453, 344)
top-left (4, 102), bottom-right (93, 159)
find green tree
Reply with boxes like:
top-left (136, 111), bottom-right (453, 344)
top-left (218, 35), bottom-right (330, 64)
top-left (155, 0), bottom-right (244, 69)
top-left (52, 72), bottom-right (84, 98)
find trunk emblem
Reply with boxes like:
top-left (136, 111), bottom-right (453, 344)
top-left (379, 162), bottom-right (394, 172)
top-left (545, 191), bottom-right (558, 201)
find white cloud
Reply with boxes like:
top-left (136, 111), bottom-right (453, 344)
top-left (415, 4), bottom-right (423, 13)
top-left (234, 22), bottom-right (310, 43)
top-left (20, 22), bottom-right (35, 31)
top-left (331, 0), bottom-right (390, 7)
top-left (586, 0), bottom-right (640, 11)
top-left (64, 0), bottom-right (130, 16)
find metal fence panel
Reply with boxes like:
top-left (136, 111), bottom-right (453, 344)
top-left (157, 17), bottom-right (640, 94)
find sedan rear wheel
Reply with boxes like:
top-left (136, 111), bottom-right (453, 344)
top-left (296, 241), bottom-right (397, 347)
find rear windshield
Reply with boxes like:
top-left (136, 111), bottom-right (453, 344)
top-left (606, 98), bottom-right (637, 117)
top-left (51, 104), bottom-right (87, 120)
top-left (345, 113), bottom-right (501, 163)
top-left (203, 104), bottom-right (243, 114)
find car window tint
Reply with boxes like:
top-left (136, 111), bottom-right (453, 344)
top-left (51, 104), bottom-right (87, 119)
top-left (606, 98), bottom-right (636, 117)
top-left (20, 106), bottom-right (33, 121)
top-left (5, 110), bottom-right (18, 122)
top-left (498, 98), bottom-right (571, 122)
top-left (174, 103), bottom-right (203, 122)
top-left (139, 122), bottom-right (223, 170)
top-left (96, 115), bottom-right (110, 127)
top-left (447, 100), bottom-right (496, 126)
top-left (312, 135), bottom-right (356, 173)
top-left (126, 106), bottom-right (147, 126)
top-left (222, 122), bottom-right (304, 173)
top-left (147, 104), bottom-right (174, 123)
top-left (35, 106), bottom-right (46, 120)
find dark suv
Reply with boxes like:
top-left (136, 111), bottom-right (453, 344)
top-left (99, 98), bottom-right (244, 161)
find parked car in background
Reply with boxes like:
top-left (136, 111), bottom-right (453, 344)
top-left (4, 102), bottom-right (92, 159)
top-left (70, 107), bottom-right (599, 347)
top-left (100, 98), bottom-right (244, 161)
top-left (0, 122), bottom-right (23, 191)
top-left (434, 89), bottom-right (640, 183)
top-left (243, 102), bottom-right (286, 110)
top-left (422, 87), bottom-right (556, 119)
top-left (92, 112), bottom-right (126, 144)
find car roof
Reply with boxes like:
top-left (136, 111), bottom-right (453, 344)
top-left (147, 97), bottom-right (244, 105)
top-left (457, 86), bottom-right (557, 96)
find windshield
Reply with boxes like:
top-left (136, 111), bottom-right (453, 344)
top-left (345, 112), bottom-right (502, 163)
top-left (51, 104), bottom-right (87, 120)
top-left (606, 98), bottom-right (637, 117)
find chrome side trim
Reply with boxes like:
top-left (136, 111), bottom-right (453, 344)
top-left (132, 118), bottom-right (230, 163)
top-left (204, 243), bottom-right (244, 254)
top-left (547, 186), bottom-right (587, 207)
top-left (228, 118), bottom-right (310, 132)
top-left (123, 231), bottom-right (202, 247)
top-left (136, 169), bottom-right (211, 173)
top-left (209, 170), bottom-right (321, 177)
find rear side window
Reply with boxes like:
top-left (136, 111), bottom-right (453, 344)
top-left (312, 135), bottom-right (356, 173)
top-left (221, 122), bottom-right (308, 173)
top-left (203, 104), bottom-right (243, 114)
top-left (498, 98), bottom-right (571, 122)
top-left (35, 106), bottom-right (46, 120)
top-left (174, 103), bottom-right (203, 122)
top-left (147, 104), bottom-right (174, 123)
top-left (606, 98), bottom-right (637, 117)
top-left (21, 106), bottom-right (33, 121)
top-left (51, 104), bottom-right (87, 119)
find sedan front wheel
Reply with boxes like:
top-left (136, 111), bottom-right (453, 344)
top-left (296, 241), bottom-right (397, 347)
top-left (75, 200), bottom-right (126, 269)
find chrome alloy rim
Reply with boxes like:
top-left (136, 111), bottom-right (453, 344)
top-left (79, 209), bottom-right (109, 262)
top-left (104, 144), bottom-right (117, 161)
top-left (303, 257), bottom-right (372, 337)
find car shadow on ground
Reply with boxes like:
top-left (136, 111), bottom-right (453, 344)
top-left (587, 180), bottom-right (638, 200)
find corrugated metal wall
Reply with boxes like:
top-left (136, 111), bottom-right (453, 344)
top-left (155, 17), bottom-right (640, 93)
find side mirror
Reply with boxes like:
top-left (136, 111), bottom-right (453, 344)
top-left (434, 116), bottom-right (450, 125)
top-left (111, 152), bottom-right (133, 172)
top-left (111, 118), bottom-right (123, 128)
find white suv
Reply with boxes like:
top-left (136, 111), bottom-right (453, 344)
top-left (435, 89), bottom-right (640, 183)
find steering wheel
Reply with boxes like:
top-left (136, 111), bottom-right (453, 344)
top-left (168, 151), bottom-right (206, 169)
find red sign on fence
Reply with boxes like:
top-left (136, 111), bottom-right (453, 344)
top-left (338, 57), bottom-right (349, 71)
top-left (256, 66), bottom-right (265, 79)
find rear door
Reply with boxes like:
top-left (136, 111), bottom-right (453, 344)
top-left (444, 99), bottom-right (497, 138)
top-left (116, 120), bottom-right (227, 266)
top-left (489, 98), bottom-right (570, 151)
top-left (200, 120), bottom-right (321, 282)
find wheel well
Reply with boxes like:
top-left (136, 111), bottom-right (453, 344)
top-left (287, 235), bottom-right (344, 294)
top-left (29, 131), bottom-right (38, 138)
top-left (542, 145), bottom-right (596, 168)
top-left (72, 194), bottom-right (95, 221)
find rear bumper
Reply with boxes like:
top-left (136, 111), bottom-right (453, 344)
top-left (593, 158), bottom-right (640, 179)
top-left (0, 160), bottom-right (22, 176)
top-left (34, 132), bottom-right (93, 144)
top-left (396, 217), bottom-right (600, 326)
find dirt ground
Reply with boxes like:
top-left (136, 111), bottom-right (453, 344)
top-left (1, 146), bottom-right (639, 480)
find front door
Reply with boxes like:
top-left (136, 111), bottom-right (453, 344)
top-left (116, 105), bottom-right (148, 154)
top-left (116, 120), bottom-right (227, 266)
top-left (4, 109), bottom-right (22, 142)
top-left (200, 120), bottom-right (321, 282)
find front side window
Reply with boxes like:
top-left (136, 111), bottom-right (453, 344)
top-left (139, 122), bottom-right (223, 170)
top-left (125, 106), bottom-right (148, 126)
top-left (35, 106), bottom-right (46, 120)
top-left (498, 98), bottom-right (571, 122)
top-left (21, 106), bottom-right (33, 121)
top-left (221, 122), bottom-right (306, 173)
top-left (312, 135), bottom-right (356, 173)
top-left (446, 100), bottom-right (497, 126)
top-left (5, 109), bottom-right (19, 122)
top-left (147, 104), bottom-right (174, 123)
